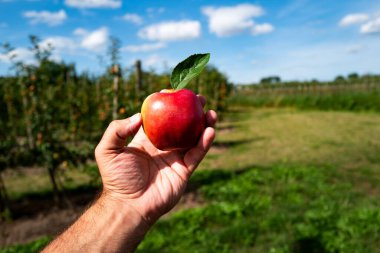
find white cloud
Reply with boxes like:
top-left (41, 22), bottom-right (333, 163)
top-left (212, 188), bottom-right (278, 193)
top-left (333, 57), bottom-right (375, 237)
top-left (41, 27), bottom-right (110, 54)
top-left (0, 53), bottom-right (10, 62)
top-left (360, 16), bottom-right (380, 34)
top-left (202, 4), bottom-right (273, 37)
top-left (73, 28), bottom-right (88, 36)
top-left (122, 42), bottom-right (166, 52)
top-left (144, 54), bottom-right (162, 68)
top-left (23, 9), bottom-right (67, 26)
top-left (138, 21), bottom-right (201, 42)
top-left (122, 13), bottom-right (143, 25)
top-left (0, 27), bottom-right (111, 67)
top-left (79, 27), bottom-right (109, 52)
top-left (339, 13), bottom-right (369, 27)
top-left (65, 0), bottom-right (121, 9)
top-left (0, 47), bottom-right (34, 64)
top-left (251, 23), bottom-right (274, 35)
top-left (39, 36), bottom-right (77, 53)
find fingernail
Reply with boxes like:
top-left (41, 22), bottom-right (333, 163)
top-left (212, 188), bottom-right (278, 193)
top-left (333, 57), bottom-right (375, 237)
top-left (130, 113), bottom-right (141, 123)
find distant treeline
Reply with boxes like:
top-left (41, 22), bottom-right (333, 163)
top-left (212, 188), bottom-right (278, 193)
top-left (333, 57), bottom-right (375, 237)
top-left (230, 73), bottom-right (380, 112)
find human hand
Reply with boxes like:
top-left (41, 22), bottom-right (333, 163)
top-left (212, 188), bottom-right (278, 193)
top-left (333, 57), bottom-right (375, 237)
top-left (95, 96), bottom-right (217, 225)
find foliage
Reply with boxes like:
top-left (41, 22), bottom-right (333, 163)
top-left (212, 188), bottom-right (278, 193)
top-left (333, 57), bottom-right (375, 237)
top-left (0, 36), bottom-right (231, 210)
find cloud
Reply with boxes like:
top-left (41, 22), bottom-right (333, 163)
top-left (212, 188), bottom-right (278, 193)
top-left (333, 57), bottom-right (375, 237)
top-left (73, 28), bottom-right (88, 36)
top-left (122, 13), bottom-right (143, 25)
top-left (122, 42), bottom-right (166, 52)
top-left (360, 16), bottom-right (380, 34)
top-left (251, 23), bottom-right (274, 35)
top-left (65, 0), bottom-right (121, 9)
top-left (0, 27), bottom-right (110, 66)
top-left (202, 4), bottom-right (273, 37)
top-left (144, 54), bottom-right (162, 68)
top-left (339, 13), bottom-right (369, 27)
top-left (39, 36), bottom-right (77, 53)
top-left (0, 47), bottom-right (34, 64)
top-left (44, 27), bottom-right (109, 53)
top-left (78, 27), bottom-right (109, 52)
top-left (138, 20), bottom-right (201, 42)
top-left (23, 9), bottom-right (67, 26)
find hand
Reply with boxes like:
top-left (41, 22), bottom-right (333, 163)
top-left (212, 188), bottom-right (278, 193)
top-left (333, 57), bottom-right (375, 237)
top-left (95, 96), bottom-right (217, 225)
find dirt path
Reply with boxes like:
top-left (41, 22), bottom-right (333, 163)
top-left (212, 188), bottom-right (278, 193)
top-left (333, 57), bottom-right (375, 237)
top-left (0, 190), bottom-right (203, 247)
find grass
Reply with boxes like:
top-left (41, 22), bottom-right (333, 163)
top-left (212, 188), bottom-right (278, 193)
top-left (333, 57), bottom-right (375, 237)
top-left (1, 107), bottom-right (380, 252)
top-left (2, 165), bottom-right (95, 200)
top-left (0, 237), bottom-right (51, 253)
top-left (201, 108), bottom-right (380, 185)
top-left (137, 165), bottom-right (380, 253)
top-left (135, 108), bottom-right (380, 252)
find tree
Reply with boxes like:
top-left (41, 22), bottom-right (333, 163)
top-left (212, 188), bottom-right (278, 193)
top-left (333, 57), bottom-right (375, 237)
top-left (334, 75), bottom-right (345, 83)
top-left (108, 36), bottom-right (121, 120)
top-left (260, 76), bottom-right (281, 85)
top-left (348, 73), bottom-right (359, 83)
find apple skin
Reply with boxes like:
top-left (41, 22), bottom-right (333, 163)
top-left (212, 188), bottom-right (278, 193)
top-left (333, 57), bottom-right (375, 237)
top-left (141, 89), bottom-right (205, 151)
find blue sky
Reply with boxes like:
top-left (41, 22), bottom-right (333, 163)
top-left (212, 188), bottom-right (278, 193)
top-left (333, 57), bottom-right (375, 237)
top-left (0, 0), bottom-right (380, 83)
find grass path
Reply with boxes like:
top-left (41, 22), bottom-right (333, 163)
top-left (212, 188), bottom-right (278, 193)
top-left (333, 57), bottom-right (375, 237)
top-left (202, 108), bottom-right (380, 196)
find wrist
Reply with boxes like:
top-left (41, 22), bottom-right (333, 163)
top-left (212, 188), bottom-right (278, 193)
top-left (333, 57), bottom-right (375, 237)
top-left (97, 191), bottom-right (152, 230)
top-left (100, 188), bottom-right (161, 226)
top-left (94, 192), bottom-right (151, 252)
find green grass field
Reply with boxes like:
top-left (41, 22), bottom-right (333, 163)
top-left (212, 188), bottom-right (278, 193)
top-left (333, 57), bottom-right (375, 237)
top-left (2, 108), bottom-right (380, 252)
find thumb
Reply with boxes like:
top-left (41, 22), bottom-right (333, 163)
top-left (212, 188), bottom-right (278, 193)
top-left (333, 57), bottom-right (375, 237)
top-left (97, 113), bottom-right (142, 152)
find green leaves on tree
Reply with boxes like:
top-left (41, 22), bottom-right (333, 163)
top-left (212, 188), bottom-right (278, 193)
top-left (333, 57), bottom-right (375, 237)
top-left (170, 53), bottom-right (210, 90)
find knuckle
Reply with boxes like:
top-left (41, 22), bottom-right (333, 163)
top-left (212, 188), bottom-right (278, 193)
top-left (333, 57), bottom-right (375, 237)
top-left (109, 120), bottom-right (120, 129)
top-left (94, 145), bottom-right (101, 158)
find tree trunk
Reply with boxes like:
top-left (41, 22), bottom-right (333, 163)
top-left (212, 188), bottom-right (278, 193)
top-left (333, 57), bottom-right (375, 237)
top-left (19, 79), bottom-right (35, 149)
top-left (0, 171), bottom-right (9, 209)
top-left (21, 86), bottom-right (34, 150)
top-left (4, 85), bottom-right (16, 139)
top-left (135, 60), bottom-right (142, 99)
top-left (112, 75), bottom-right (119, 120)
top-left (47, 167), bottom-right (61, 205)
top-left (55, 172), bottom-right (73, 210)
top-left (213, 83), bottom-right (220, 111)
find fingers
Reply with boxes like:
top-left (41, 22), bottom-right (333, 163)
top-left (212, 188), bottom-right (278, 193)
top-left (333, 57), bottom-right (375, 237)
top-left (184, 127), bottom-right (215, 176)
top-left (206, 110), bottom-right (217, 127)
top-left (197, 95), bottom-right (206, 107)
top-left (96, 113), bottom-right (142, 152)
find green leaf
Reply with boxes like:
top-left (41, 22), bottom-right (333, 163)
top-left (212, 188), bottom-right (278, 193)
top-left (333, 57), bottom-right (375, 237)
top-left (170, 53), bottom-right (210, 90)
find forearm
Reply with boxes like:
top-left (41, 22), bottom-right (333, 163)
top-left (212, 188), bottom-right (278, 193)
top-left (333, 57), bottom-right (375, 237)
top-left (43, 194), bottom-right (150, 253)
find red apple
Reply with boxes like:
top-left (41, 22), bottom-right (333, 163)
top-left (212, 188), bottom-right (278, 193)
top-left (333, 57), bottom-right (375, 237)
top-left (141, 89), bottom-right (205, 151)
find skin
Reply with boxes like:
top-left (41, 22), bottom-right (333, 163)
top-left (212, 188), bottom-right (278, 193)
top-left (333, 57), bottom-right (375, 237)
top-left (141, 89), bottom-right (205, 151)
top-left (43, 95), bottom-right (217, 253)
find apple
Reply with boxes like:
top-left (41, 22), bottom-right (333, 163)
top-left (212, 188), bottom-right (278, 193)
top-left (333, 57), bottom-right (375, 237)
top-left (141, 89), bottom-right (205, 151)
